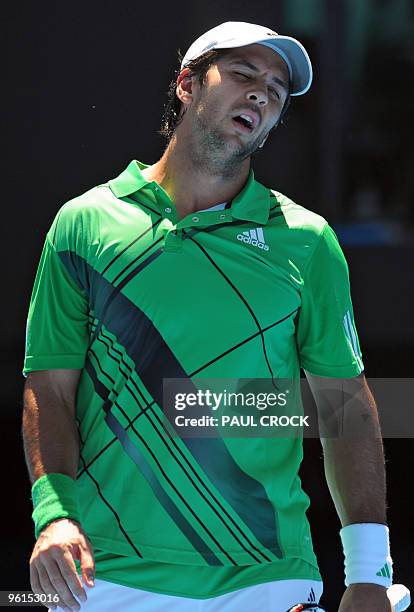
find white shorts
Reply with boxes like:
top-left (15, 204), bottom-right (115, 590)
top-left (51, 577), bottom-right (323, 611)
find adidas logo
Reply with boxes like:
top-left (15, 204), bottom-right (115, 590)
top-left (308, 587), bottom-right (316, 602)
top-left (376, 563), bottom-right (391, 579)
top-left (237, 228), bottom-right (269, 251)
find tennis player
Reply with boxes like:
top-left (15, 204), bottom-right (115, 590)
top-left (22, 22), bottom-right (394, 611)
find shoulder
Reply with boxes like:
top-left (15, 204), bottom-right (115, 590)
top-left (268, 189), bottom-right (331, 257)
top-left (47, 183), bottom-right (114, 252)
top-left (266, 189), bottom-right (347, 273)
top-left (56, 183), bottom-right (113, 221)
top-left (269, 189), bottom-right (328, 237)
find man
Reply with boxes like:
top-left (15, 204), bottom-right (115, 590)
top-left (22, 22), bottom-right (394, 611)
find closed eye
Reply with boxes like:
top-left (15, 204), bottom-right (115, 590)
top-left (234, 71), bottom-right (251, 80)
top-left (234, 72), bottom-right (281, 100)
top-left (269, 87), bottom-right (280, 100)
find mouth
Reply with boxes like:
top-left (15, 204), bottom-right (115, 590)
top-left (231, 111), bottom-right (259, 133)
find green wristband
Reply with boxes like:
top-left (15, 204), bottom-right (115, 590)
top-left (31, 473), bottom-right (80, 539)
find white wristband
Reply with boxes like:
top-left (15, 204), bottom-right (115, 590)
top-left (340, 523), bottom-right (393, 588)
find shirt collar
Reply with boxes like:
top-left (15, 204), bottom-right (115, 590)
top-left (109, 160), bottom-right (271, 225)
top-left (108, 160), bottom-right (150, 197)
top-left (230, 169), bottom-right (271, 225)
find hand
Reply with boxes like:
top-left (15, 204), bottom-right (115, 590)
top-left (338, 583), bottom-right (393, 611)
top-left (30, 518), bottom-right (95, 611)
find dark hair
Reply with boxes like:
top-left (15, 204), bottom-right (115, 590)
top-left (159, 49), bottom-right (226, 141)
top-left (159, 48), bottom-right (291, 142)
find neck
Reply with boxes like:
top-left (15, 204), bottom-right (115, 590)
top-left (142, 129), bottom-right (251, 218)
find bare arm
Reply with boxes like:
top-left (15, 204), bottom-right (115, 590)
top-left (305, 371), bottom-right (386, 525)
top-left (305, 371), bottom-right (391, 611)
top-left (23, 369), bottom-right (95, 611)
top-left (23, 369), bottom-right (81, 482)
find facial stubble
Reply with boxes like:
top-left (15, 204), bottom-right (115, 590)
top-left (189, 95), bottom-right (271, 179)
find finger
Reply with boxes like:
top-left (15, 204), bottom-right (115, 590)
top-left (78, 538), bottom-right (95, 588)
top-left (38, 561), bottom-right (77, 611)
top-left (56, 549), bottom-right (87, 604)
top-left (30, 563), bottom-right (54, 609)
top-left (35, 564), bottom-right (60, 610)
top-left (30, 561), bottom-right (42, 595)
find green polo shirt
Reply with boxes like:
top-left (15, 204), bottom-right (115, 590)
top-left (23, 160), bottom-right (363, 597)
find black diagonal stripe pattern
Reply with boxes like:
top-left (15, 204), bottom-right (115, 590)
top-left (78, 316), bottom-right (155, 476)
top-left (189, 308), bottom-right (299, 377)
top-left (58, 251), bottom-right (282, 555)
top-left (89, 207), bottom-right (286, 352)
top-left (74, 417), bottom-right (144, 558)
top-left (110, 238), bottom-right (164, 287)
top-left (79, 310), bottom-right (296, 476)
top-left (86, 355), bottom-right (228, 566)
top-left (102, 217), bottom-right (162, 277)
top-left (81, 319), bottom-right (272, 563)
top-left (105, 410), bottom-right (223, 566)
top-left (184, 231), bottom-right (276, 382)
top-left (71, 238), bottom-right (164, 347)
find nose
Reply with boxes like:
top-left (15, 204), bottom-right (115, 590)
top-left (246, 88), bottom-right (268, 106)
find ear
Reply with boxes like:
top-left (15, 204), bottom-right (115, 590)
top-left (176, 68), bottom-right (194, 107)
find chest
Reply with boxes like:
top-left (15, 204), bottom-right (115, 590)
top-left (89, 211), bottom-right (304, 373)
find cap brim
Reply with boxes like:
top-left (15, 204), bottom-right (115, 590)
top-left (258, 36), bottom-right (312, 96)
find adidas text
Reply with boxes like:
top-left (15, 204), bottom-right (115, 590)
top-left (237, 228), bottom-right (269, 251)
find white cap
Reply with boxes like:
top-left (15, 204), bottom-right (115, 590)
top-left (181, 21), bottom-right (313, 96)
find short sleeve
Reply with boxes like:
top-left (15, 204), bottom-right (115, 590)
top-left (296, 224), bottom-right (364, 377)
top-left (23, 233), bottom-right (89, 377)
